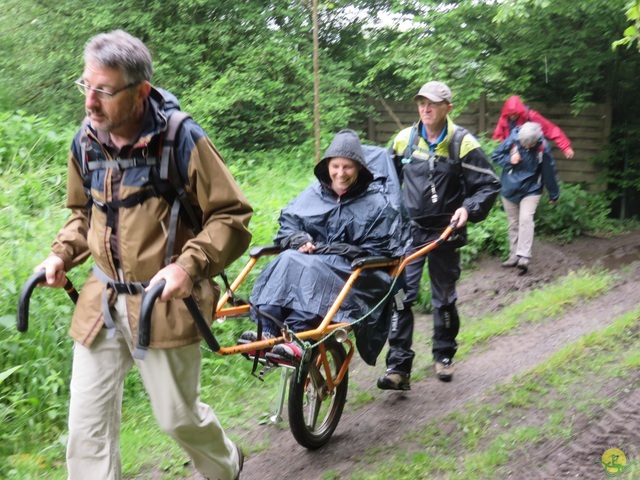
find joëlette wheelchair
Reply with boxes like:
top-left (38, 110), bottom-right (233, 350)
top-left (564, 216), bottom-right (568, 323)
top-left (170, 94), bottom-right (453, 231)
top-left (16, 144), bottom-right (456, 449)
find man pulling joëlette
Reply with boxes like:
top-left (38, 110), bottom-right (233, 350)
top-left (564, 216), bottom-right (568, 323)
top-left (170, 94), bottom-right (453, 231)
top-left (35, 30), bottom-right (252, 480)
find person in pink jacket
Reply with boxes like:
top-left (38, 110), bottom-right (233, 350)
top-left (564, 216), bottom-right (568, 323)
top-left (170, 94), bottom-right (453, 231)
top-left (492, 96), bottom-right (575, 159)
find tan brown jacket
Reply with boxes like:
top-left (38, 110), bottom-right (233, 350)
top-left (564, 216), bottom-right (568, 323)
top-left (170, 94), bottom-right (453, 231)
top-left (51, 88), bottom-right (252, 348)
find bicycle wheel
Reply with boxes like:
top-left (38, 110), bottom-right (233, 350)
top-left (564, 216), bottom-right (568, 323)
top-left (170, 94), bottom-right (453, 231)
top-left (287, 338), bottom-right (349, 449)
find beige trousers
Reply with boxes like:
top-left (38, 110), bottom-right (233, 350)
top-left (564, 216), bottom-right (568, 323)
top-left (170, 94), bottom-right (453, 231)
top-left (502, 194), bottom-right (541, 259)
top-left (66, 293), bottom-right (240, 480)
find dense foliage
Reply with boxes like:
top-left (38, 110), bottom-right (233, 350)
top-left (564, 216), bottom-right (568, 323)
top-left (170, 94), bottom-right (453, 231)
top-left (2, 0), bottom-right (639, 205)
top-left (1, 1), bottom-right (639, 476)
top-left (0, 1), bottom-right (397, 150)
top-left (0, 1), bottom-right (637, 138)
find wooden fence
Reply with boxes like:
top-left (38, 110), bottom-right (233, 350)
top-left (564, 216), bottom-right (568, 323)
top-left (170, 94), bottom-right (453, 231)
top-left (360, 95), bottom-right (612, 192)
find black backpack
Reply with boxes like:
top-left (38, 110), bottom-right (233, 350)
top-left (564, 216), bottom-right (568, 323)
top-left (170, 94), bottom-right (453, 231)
top-left (79, 110), bottom-right (201, 266)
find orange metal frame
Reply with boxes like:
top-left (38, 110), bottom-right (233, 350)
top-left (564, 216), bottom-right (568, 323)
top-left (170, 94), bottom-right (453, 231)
top-left (211, 223), bottom-right (456, 375)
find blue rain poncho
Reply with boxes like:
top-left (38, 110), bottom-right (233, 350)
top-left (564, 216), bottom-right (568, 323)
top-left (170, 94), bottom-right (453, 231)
top-left (250, 141), bottom-right (411, 365)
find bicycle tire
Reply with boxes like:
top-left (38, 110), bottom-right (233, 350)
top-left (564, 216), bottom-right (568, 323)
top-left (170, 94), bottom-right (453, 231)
top-left (287, 338), bottom-right (348, 449)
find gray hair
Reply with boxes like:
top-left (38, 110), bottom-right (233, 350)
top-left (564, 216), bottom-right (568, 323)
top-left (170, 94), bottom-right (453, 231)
top-left (517, 122), bottom-right (543, 147)
top-left (84, 30), bottom-right (153, 84)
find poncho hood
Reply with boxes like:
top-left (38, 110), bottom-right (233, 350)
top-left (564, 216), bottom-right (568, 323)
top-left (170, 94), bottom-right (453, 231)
top-left (314, 129), bottom-right (374, 193)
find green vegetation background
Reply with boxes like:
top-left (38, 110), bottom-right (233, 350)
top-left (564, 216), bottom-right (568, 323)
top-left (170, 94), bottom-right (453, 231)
top-left (1, 0), bottom-right (639, 477)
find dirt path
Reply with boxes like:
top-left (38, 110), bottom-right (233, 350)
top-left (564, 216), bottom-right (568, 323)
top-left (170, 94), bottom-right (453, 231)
top-left (234, 231), bottom-right (640, 480)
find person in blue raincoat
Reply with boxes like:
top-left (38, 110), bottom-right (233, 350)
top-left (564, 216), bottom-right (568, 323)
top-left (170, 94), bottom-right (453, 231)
top-left (491, 121), bottom-right (560, 274)
top-left (244, 129), bottom-right (411, 366)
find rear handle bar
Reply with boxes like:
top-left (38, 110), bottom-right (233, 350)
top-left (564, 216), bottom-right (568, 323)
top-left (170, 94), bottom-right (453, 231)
top-left (138, 279), bottom-right (221, 355)
top-left (17, 271), bottom-right (221, 357)
top-left (17, 270), bottom-right (78, 333)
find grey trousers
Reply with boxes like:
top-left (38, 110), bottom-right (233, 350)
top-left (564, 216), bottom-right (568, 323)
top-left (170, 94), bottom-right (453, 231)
top-left (66, 294), bottom-right (240, 480)
top-left (502, 194), bottom-right (542, 259)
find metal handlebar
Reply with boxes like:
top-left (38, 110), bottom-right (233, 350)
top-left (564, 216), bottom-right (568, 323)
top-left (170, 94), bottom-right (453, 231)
top-left (18, 269), bottom-right (221, 359)
top-left (17, 270), bottom-right (78, 333)
top-left (138, 280), bottom-right (165, 348)
top-left (137, 279), bottom-right (221, 355)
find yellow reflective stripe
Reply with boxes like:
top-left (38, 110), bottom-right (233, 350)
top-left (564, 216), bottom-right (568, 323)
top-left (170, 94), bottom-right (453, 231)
top-left (395, 118), bottom-right (481, 159)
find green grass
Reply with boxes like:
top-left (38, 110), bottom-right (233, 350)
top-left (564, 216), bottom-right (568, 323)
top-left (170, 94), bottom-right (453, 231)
top-left (457, 269), bottom-right (614, 357)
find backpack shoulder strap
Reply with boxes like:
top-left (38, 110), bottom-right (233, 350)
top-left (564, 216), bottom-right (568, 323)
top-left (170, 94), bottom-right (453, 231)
top-left (159, 110), bottom-right (190, 179)
top-left (159, 111), bottom-right (234, 288)
top-left (537, 141), bottom-right (545, 163)
top-left (157, 110), bottom-right (204, 266)
top-left (158, 110), bottom-right (202, 234)
top-left (79, 117), bottom-right (92, 179)
top-left (447, 126), bottom-right (468, 163)
top-left (447, 126), bottom-right (470, 197)
top-left (79, 118), bottom-right (96, 214)
top-left (402, 122), bottom-right (421, 160)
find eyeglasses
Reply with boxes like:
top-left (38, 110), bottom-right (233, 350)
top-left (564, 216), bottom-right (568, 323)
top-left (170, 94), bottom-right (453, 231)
top-left (417, 100), bottom-right (447, 109)
top-left (74, 79), bottom-right (140, 102)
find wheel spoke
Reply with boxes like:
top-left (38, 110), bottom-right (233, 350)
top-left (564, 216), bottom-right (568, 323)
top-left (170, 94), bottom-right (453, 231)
top-left (309, 361), bottom-right (329, 399)
top-left (305, 363), bottom-right (326, 428)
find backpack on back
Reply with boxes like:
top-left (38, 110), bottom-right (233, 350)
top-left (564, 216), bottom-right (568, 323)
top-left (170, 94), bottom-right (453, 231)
top-left (79, 110), bottom-right (201, 266)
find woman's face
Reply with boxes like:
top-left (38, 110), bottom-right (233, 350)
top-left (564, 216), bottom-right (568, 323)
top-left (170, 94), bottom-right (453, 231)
top-left (328, 157), bottom-right (360, 195)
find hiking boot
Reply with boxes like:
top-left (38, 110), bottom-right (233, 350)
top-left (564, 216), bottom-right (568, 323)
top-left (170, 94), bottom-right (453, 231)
top-left (377, 372), bottom-right (411, 391)
top-left (501, 255), bottom-right (519, 268)
top-left (517, 256), bottom-right (530, 274)
top-left (266, 342), bottom-right (303, 366)
top-left (237, 331), bottom-right (272, 359)
top-left (435, 358), bottom-right (454, 382)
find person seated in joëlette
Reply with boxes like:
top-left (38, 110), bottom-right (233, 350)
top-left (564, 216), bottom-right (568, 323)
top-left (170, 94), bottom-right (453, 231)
top-left (241, 129), bottom-right (411, 366)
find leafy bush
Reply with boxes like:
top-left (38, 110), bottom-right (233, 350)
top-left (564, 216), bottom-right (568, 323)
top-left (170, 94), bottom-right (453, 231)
top-left (0, 111), bottom-right (72, 175)
top-left (462, 204), bottom-right (510, 266)
top-left (0, 112), bottom-right (76, 470)
top-left (536, 182), bottom-right (612, 243)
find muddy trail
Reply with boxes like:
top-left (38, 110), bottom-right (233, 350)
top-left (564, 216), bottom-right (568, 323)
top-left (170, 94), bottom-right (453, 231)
top-left (205, 231), bottom-right (640, 479)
